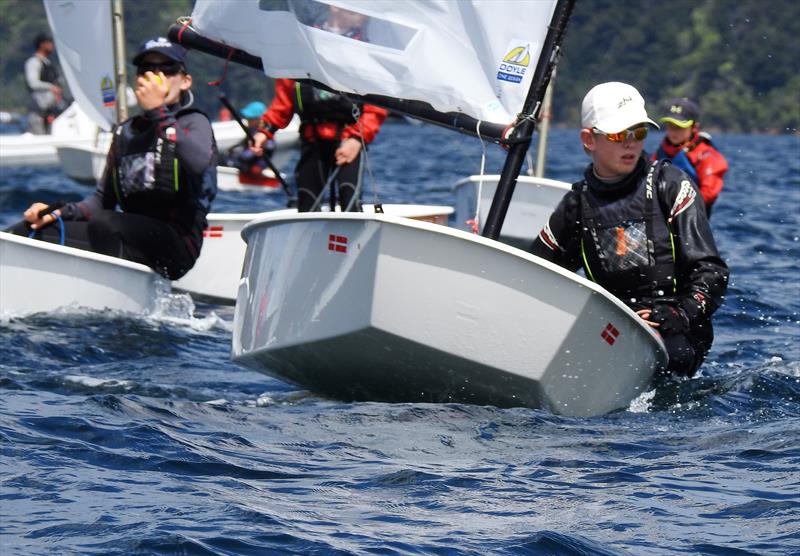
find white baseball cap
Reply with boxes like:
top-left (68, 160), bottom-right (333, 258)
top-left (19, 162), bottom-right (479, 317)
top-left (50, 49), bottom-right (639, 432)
top-left (581, 82), bottom-right (659, 133)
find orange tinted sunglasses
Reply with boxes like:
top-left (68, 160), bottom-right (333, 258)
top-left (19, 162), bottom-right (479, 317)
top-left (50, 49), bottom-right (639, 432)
top-left (593, 126), bottom-right (649, 143)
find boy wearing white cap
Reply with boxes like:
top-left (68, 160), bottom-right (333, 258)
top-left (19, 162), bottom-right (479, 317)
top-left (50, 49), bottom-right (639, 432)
top-left (530, 82), bottom-right (729, 377)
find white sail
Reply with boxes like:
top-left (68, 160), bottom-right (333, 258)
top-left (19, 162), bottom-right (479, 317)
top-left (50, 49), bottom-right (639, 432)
top-left (43, 0), bottom-right (117, 130)
top-left (191, 0), bottom-right (557, 125)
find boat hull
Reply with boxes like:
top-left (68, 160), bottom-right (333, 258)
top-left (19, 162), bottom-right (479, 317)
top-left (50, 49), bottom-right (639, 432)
top-left (0, 102), bottom-right (100, 167)
top-left (0, 232), bottom-right (159, 314)
top-left (453, 175), bottom-right (571, 248)
top-left (232, 214), bottom-right (667, 416)
top-left (173, 205), bottom-right (453, 304)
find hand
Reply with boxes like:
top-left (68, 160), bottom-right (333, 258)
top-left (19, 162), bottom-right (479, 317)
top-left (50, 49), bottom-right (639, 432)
top-left (335, 138), bottom-right (362, 166)
top-left (23, 202), bottom-right (61, 230)
top-left (250, 130), bottom-right (272, 157)
top-left (648, 303), bottom-right (691, 335)
top-left (51, 85), bottom-right (62, 96)
top-left (135, 71), bottom-right (168, 111)
top-left (636, 309), bottom-right (659, 328)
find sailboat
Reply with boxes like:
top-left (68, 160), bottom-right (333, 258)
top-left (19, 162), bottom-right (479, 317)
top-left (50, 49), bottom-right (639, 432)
top-left (1, 0), bottom-right (162, 315)
top-left (42, 0), bottom-right (300, 187)
top-left (452, 70), bottom-right (568, 247)
top-left (0, 102), bottom-right (101, 168)
top-left (176, 0), bottom-right (668, 417)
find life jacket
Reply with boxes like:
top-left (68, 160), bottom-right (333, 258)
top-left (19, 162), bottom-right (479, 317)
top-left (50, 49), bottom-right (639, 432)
top-left (655, 144), bottom-right (698, 184)
top-left (25, 56), bottom-right (59, 91)
top-left (110, 108), bottom-right (208, 210)
top-left (294, 82), bottom-right (360, 126)
top-left (578, 161), bottom-right (678, 303)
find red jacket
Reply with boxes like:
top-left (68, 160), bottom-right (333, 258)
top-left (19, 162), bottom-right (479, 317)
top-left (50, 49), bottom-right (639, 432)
top-left (653, 134), bottom-right (728, 207)
top-left (261, 78), bottom-right (387, 144)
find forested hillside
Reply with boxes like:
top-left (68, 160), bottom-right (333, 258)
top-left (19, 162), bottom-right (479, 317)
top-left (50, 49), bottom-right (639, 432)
top-left (1, 0), bottom-right (797, 132)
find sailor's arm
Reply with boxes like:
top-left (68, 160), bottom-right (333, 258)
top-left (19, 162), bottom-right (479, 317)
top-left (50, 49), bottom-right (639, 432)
top-left (528, 190), bottom-right (582, 272)
top-left (341, 103), bottom-right (388, 145)
top-left (24, 57), bottom-right (51, 92)
top-left (661, 166), bottom-right (729, 319)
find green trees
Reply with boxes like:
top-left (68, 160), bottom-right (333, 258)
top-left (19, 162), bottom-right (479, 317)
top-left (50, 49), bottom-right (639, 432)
top-left (555, 0), bottom-right (800, 132)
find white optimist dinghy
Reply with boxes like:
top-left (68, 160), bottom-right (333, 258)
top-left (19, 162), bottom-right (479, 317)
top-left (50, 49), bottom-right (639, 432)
top-left (173, 204), bottom-right (453, 304)
top-left (42, 0), bottom-right (301, 185)
top-left (453, 175), bottom-right (572, 248)
top-left (0, 103), bottom-right (100, 168)
top-left (0, 232), bottom-right (159, 314)
top-left (180, 0), bottom-right (668, 416)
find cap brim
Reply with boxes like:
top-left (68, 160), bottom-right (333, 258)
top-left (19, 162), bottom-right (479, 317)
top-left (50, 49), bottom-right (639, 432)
top-left (659, 117), bottom-right (694, 128)
top-left (594, 117), bottom-right (660, 133)
top-left (132, 49), bottom-right (185, 67)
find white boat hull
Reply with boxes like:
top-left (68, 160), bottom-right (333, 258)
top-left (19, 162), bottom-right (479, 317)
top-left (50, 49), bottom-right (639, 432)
top-left (0, 231), bottom-right (159, 314)
top-left (0, 102), bottom-right (100, 167)
top-left (174, 205), bottom-right (453, 304)
top-left (232, 214), bottom-right (667, 417)
top-left (453, 175), bottom-right (571, 247)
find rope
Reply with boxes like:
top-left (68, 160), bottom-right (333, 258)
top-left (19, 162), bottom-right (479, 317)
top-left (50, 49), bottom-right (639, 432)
top-left (465, 120), bottom-right (488, 234)
top-left (208, 47), bottom-right (235, 87)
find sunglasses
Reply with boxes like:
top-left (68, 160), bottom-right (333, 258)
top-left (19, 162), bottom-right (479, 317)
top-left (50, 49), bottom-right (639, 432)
top-left (593, 126), bottom-right (649, 143)
top-left (136, 61), bottom-right (183, 76)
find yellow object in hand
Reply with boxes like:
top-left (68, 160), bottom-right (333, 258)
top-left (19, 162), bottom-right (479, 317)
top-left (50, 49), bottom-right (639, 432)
top-left (150, 73), bottom-right (169, 94)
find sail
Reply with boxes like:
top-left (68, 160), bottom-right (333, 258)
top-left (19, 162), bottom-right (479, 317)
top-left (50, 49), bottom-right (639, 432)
top-left (44, 0), bottom-right (116, 130)
top-left (191, 0), bottom-right (558, 125)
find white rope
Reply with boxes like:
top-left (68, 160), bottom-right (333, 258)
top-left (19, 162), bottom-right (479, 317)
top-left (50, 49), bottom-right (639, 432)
top-left (471, 120), bottom-right (488, 233)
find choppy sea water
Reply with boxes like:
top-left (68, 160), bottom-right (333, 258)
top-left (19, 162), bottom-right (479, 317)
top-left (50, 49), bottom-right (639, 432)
top-left (1, 124), bottom-right (799, 555)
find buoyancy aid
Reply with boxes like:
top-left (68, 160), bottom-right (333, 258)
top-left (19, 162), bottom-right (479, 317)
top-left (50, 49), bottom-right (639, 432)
top-left (578, 160), bottom-right (678, 302)
top-left (294, 82), bottom-right (360, 126)
top-left (25, 56), bottom-right (59, 91)
top-left (655, 144), bottom-right (698, 184)
top-left (111, 111), bottom-right (201, 207)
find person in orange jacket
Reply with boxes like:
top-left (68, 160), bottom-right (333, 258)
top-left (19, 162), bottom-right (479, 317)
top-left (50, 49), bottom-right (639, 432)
top-left (251, 6), bottom-right (386, 211)
top-left (251, 79), bottom-right (387, 212)
top-left (652, 98), bottom-right (728, 217)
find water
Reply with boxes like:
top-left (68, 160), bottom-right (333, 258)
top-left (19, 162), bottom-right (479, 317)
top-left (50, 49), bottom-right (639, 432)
top-left (1, 125), bottom-right (799, 555)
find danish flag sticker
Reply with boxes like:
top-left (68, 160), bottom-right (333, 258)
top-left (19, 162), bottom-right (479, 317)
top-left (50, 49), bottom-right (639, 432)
top-left (328, 234), bottom-right (348, 253)
top-left (203, 225), bottom-right (223, 238)
top-left (601, 323), bottom-right (620, 345)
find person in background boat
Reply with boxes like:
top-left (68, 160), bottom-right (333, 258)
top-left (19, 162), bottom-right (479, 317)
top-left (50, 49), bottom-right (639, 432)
top-left (250, 6), bottom-right (387, 212)
top-left (652, 97), bottom-right (728, 217)
top-left (224, 101), bottom-right (273, 177)
top-left (529, 82), bottom-right (729, 377)
top-left (10, 37), bottom-right (217, 280)
top-left (24, 32), bottom-right (68, 135)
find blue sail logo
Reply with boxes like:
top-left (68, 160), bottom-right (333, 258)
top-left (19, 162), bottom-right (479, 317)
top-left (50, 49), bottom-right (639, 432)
top-left (497, 44), bottom-right (530, 84)
top-left (101, 76), bottom-right (115, 107)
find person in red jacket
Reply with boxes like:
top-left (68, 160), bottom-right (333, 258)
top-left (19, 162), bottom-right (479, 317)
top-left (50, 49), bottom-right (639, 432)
top-left (652, 98), bottom-right (728, 217)
top-left (251, 6), bottom-right (385, 212)
top-left (251, 80), bottom-right (387, 212)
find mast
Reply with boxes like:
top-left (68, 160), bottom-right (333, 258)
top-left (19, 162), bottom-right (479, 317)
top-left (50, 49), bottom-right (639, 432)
top-left (481, 0), bottom-right (575, 240)
top-left (111, 0), bottom-right (128, 122)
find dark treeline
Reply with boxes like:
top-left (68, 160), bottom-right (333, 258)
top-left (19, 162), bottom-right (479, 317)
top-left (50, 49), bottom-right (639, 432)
top-left (0, 0), bottom-right (797, 133)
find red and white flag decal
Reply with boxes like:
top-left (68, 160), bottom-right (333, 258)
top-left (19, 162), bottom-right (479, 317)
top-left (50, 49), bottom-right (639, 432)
top-left (328, 234), bottom-right (348, 253)
top-left (203, 226), bottom-right (223, 238)
top-left (601, 323), bottom-right (620, 345)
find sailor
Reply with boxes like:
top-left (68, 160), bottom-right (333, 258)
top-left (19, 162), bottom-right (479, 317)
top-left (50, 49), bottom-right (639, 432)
top-left (24, 32), bottom-right (68, 135)
top-left (223, 100), bottom-right (272, 176)
top-left (10, 37), bottom-right (218, 280)
top-left (250, 6), bottom-right (387, 212)
top-left (529, 82), bottom-right (729, 377)
top-left (652, 97), bottom-right (729, 217)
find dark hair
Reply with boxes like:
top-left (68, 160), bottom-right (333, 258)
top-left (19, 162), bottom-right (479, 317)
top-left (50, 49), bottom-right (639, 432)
top-left (34, 33), bottom-right (53, 50)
